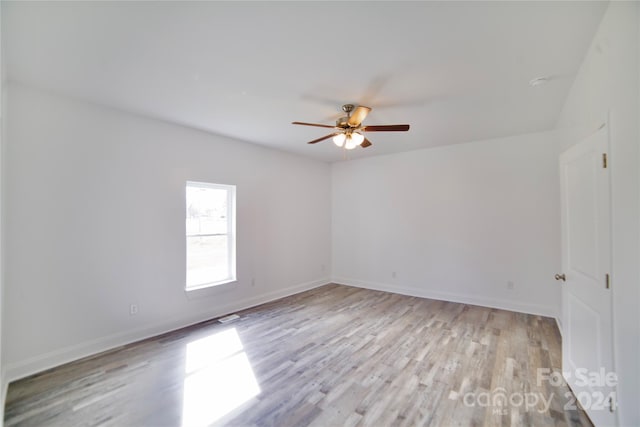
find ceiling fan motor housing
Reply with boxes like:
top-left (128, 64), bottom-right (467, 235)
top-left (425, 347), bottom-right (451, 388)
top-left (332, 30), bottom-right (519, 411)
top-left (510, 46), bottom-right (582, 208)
top-left (336, 117), bottom-right (350, 128)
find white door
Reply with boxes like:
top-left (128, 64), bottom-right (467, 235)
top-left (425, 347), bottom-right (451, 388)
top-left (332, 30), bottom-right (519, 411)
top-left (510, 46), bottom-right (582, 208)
top-left (559, 124), bottom-right (616, 426)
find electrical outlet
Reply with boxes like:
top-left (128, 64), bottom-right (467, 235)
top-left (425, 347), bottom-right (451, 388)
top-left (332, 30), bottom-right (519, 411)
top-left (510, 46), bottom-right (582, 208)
top-left (130, 304), bottom-right (139, 315)
top-left (251, 278), bottom-right (256, 287)
top-left (507, 281), bottom-right (515, 290)
top-left (392, 271), bottom-right (397, 279)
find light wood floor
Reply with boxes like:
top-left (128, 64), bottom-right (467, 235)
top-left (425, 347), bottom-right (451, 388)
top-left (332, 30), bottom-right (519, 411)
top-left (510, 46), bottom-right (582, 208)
top-left (5, 284), bottom-right (591, 427)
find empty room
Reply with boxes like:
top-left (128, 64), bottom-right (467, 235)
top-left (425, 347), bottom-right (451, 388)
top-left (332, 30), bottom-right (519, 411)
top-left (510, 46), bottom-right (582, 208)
top-left (0, 1), bottom-right (638, 426)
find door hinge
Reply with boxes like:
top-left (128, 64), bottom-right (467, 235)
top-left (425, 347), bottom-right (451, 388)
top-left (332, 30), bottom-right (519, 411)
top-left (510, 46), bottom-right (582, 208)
top-left (602, 153), bottom-right (608, 168)
top-left (609, 395), bottom-right (616, 412)
top-left (605, 273), bottom-right (610, 289)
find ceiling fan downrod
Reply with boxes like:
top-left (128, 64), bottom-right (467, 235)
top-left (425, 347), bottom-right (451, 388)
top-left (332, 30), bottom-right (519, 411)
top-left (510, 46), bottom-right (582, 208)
top-left (342, 104), bottom-right (355, 115)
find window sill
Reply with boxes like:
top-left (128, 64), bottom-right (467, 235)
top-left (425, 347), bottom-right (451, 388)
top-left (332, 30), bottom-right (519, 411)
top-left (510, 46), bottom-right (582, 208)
top-left (184, 278), bottom-right (237, 300)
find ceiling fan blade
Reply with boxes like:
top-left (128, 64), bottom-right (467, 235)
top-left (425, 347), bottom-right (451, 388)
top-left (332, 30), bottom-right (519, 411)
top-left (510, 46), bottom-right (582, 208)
top-left (360, 138), bottom-right (373, 148)
top-left (347, 106), bottom-right (372, 127)
top-left (361, 124), bottom-right (410, 132)
top-left (307, 133), bottom-right (340, 144)
top-left (292, 121), bottom-right (336, 129)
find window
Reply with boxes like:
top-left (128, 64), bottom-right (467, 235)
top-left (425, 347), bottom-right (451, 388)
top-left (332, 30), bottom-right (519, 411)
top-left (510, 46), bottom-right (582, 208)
top-left (186, 181), bottom-right (236, 290)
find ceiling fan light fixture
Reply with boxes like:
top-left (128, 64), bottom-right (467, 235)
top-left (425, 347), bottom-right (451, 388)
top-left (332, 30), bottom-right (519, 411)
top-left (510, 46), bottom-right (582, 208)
top-left (332, 133), bottom-right (346, 147)
top-left (344, 135), bottom-right (358, 150)
top-left (351, 132), bottom-right (365, 145)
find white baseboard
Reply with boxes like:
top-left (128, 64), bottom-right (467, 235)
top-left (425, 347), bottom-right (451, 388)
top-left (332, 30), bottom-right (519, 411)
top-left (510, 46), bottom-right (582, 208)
top-left (333, 276), bottom-right (558, 319)
top-left (4, 278), bottom-right (330, 385)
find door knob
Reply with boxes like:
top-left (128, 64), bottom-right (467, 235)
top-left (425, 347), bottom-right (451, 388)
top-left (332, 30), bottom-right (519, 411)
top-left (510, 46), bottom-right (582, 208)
top-left (555, 273), bottom-right (566, 281)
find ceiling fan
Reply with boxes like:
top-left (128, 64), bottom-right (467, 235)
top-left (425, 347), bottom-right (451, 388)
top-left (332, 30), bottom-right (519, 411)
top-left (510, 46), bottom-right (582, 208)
top-left (292, 104), bottom-right (410, 149)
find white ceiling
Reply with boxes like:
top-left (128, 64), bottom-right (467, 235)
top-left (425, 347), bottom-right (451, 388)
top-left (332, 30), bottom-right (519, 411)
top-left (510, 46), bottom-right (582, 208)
top-left (4, 1), bottom-right (607, 162)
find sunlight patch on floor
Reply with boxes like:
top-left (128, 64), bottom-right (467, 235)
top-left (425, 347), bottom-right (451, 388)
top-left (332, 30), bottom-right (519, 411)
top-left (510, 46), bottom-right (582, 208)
top-left (182, 328), bottom-right (260, 427)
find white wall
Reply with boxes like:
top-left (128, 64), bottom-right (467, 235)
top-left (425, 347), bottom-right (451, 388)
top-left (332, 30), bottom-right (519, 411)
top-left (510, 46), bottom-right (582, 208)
top-left (3, 83), bottom-right (331, 382)
top-left (332, 131), bottom-right (561, 318)
top-left (555, 2), bottom-right (639, 425)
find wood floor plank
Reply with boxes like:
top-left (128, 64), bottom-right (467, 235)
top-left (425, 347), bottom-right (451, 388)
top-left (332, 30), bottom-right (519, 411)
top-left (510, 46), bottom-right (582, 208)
top-left (5, 284), bottom-right (592, 427)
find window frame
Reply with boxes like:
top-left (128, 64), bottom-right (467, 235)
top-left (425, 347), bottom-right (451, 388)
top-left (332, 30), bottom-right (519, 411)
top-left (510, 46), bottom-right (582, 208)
top-left (185, 181), bottom-right (237, 291)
